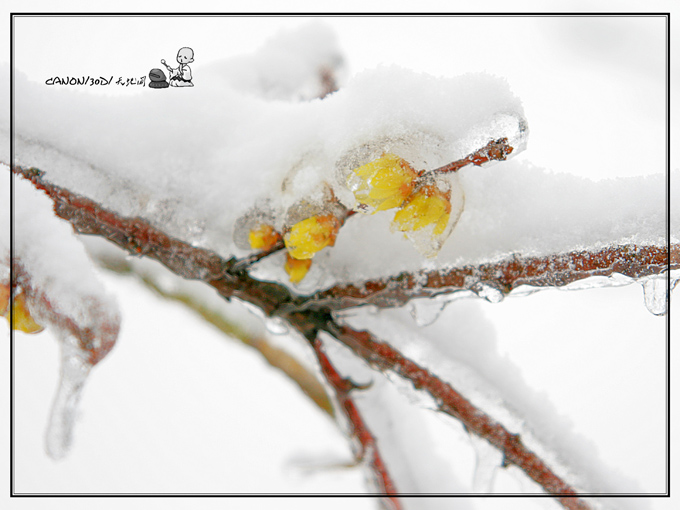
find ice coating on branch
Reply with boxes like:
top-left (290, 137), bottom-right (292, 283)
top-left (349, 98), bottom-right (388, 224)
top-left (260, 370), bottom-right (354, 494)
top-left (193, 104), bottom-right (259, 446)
top-left (3, 169), bottom-right (120, 458)
top-left (337, 303), bottom-right (645, 497)
top-left (319, 332), bottom-right (469, 499)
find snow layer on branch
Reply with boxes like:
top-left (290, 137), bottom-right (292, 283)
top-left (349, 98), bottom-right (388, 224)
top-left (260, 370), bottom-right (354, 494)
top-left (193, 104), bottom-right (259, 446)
top-left (201, 20), bottom-right (345, 101)
top-left (3, 168), bottom-right (119, 335)
top-left (4, 167), bottom-right (121, 459)
top-left (4, 24), bottom-right (669, 290)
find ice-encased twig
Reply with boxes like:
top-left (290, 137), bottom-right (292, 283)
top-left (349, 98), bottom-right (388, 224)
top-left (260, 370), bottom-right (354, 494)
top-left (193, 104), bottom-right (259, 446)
top-left (311, 336), bottom-right (402, 509)
top-left (299, 244), bottom-right (676, 312)
top-left (320, 321), bottom-right (594, 510)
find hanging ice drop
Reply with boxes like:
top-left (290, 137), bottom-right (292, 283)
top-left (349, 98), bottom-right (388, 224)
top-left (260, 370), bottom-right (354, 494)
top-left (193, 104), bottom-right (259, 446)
top-left (45, 340), bottom-right (92, 460)
top-left (641, 276), bottom-right (668, 316)
top-left (471, 282), bottom-right (505, 304)
top-left (469, 432), bottom-right (503, 492)
top-left (408, 297), bottom-right (447, 327)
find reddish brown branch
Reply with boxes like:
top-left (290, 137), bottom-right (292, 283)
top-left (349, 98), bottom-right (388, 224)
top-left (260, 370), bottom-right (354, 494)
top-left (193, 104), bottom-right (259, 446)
top-left (12, 164), bottom-right (662, 506)
top-left (311, 337), bottom-right (402, 509)
top-left (231, 239), bottom-right (286, 272)
top-left (12, 261), bottom-right (118, 365)
top-left (432, 137), bottom-right (514, 174)
top-left (299, 244), bottom-right (676, 312)
top-left (323, 322), bottom-right (593, 510)
top-left (12, 165), bottom-right (294, 317)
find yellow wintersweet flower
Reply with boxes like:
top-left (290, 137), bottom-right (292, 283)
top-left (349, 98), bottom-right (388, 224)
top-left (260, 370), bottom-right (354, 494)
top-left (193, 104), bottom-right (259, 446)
top-left (248, 224), bottom-right (282, 251)
top-left (0, 283), bottom-right (8, 316)
top-left (284, 214), bottom-right (341, 260)
top-left (4, 291), bottom-right (44, 334)
top-left (392, 185), bottom-right (451, 237)
top-left (284, 254), bottom-right (313, 284)
top-left (346, 153), bottom-right (419, 213)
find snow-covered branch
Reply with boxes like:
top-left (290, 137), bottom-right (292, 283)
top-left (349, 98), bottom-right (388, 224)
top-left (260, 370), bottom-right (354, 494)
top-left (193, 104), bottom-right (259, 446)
top-left (13, 161), bottom-right (665, 507)
top-left (297, 244), bottom-right (675, 313)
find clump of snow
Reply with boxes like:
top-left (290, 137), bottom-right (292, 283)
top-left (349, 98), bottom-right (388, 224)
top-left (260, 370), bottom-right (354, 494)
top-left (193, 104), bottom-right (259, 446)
top-left (5, 41), bottom-right (669, 294)
top-left (6, 173), bottom-right (119, 336)
top-left (202, 21), bottom-right (345, 101)
top-left (7, 60), bottom-right (528, 281)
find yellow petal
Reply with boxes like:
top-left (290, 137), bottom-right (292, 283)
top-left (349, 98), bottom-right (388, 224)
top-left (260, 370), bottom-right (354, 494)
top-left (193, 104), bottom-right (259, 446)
top-left (9, 292), bottom-right (44, 334)
top-left (0, 283), bottom-right (9, 316)
top-left (284, 254), bottom-right (312, 284)
top-left (374, 194), bottom-right (407, 212)
top-left (284, 214), bottom-right (341, 260)
top-left (248, 224), bottom-right (282, 251)
top-left (433, 212), bottom-right (451, 236)
top-left (347, 154), bottom-right (418, 213)
top-left (393, 185), bottom-right (451, 233)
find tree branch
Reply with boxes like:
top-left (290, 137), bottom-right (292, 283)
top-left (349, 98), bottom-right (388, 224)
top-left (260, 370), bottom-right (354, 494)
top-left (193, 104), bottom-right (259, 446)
top-left (13, 166), bottom-right (293, 317)
top-left (311, 336), bottom-right (402, 509)
top-left (319, 320), bottom-right (593, 510)
top-left (432, 137), bottom-right (514, 175)
top-left (12, 163), bottom-right (663, 507)
top-left (296, 244), bottom-right (675, 312)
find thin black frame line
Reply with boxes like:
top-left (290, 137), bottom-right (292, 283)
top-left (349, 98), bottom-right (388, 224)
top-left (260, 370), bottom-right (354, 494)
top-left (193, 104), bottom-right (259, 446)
top-left (7, 12), bottom-right (673, 17)
top-left (664, 10), bottom-right (672, 499)
top-left (9, 10), bottom-right (15, 500)
top-left (7, 11), bottom-right (672, 499)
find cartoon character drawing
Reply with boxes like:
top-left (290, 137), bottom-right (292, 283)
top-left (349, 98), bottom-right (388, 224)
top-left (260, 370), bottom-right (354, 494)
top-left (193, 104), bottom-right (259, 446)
top-left (161, 47), bottom-right (194, 87)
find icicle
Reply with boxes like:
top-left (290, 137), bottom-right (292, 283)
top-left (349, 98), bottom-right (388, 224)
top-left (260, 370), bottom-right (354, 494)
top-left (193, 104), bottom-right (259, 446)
top-left (45, 339), bottom-right (92, 460)
top-left (471, 282), bottom-right (505, 303)
top-left (640, 275), bottom-right (669, 316)
top-left (409, 298), bottom-right (446, 326)
top-left (469, 432), bottom-right (503, 493)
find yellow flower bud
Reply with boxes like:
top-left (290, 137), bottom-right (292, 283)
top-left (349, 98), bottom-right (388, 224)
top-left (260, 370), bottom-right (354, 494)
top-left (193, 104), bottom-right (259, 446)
top-left (346, 153), bottom-right (419, 213)
top-left (392, 185), bottom-right (452, 236)
top-left (6, 292), bottom-right (44, 334)
top-left (0, 283), bottom-right (9, 317)
top-left (248, 224), bottom-right (282, 251)
top-left (284, 214), bottom-right (341, 260)
top-left (284, 254), bottom-right (313, 284)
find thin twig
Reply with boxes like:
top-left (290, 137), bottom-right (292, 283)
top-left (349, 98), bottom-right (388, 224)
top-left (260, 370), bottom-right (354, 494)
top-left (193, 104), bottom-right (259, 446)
top-left (231, 239), bottom-right (286, 273)
top-left (321, 321), bottom-right (593, 510)
top-left (231, 208), bottom-right (358, 273)
top-left (311, 336), bottom-right (402, 509)
top-left (432, 137), bottom-right (514, 175)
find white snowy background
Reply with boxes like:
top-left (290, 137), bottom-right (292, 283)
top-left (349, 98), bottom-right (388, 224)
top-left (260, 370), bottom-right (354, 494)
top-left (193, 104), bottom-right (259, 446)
top-left (2, 3), bottom-right (678, 510)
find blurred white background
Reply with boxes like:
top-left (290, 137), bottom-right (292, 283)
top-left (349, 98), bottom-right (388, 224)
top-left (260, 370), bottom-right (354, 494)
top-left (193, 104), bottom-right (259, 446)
top-left (3, 2), bottom-right (677, 510)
